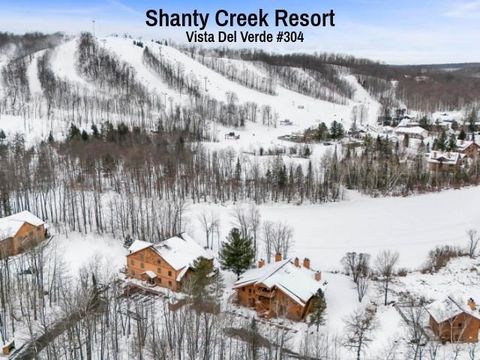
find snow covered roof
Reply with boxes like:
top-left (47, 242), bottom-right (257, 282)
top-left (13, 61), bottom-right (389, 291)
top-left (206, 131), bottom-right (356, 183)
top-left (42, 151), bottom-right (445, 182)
top-left (426, 295), bottom-right (480, 323)
top-left (456, 140), bottom-right (479, 152)
top-left (143, 270), bottom-right (157, 279)
top-left (0, 211), bottom-right (46, 239)
top-left (128, 240), bottom-right (152, 253)
top-left (234, 259), bottom-right (324, 306)
top-left (128, 233), bottom-right (213, 277)
top-left (153, 233), bottom-right (213, 271)
top-left (427, 151), bottom-right (465, 165)
top-left (394, 126), bottom-right (428, 136)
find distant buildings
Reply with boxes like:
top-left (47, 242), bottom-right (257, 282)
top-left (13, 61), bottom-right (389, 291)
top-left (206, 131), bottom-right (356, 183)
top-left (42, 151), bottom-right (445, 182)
top-left (0, 211), bottom-right (48, 258)
top-left (394, 126), bottom-right (428, 140)
top-left (426, 296), bottom-right (480, 343)
top-left (233, 254), bottom-right (324, 321)
top-left (126, 233), bottom-right (213, 291)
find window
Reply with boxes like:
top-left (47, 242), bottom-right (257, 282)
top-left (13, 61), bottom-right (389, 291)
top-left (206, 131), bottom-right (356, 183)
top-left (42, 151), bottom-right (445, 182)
top-left (130, 259), bottom-right (135, 265)
top-left (158, 278), bottom-right (162, 283)
top-left (168, 271), bottom-right (172, 277)
top-left (168, 281), bottom-right (172, 287)
top-left (248, 288), bottom-right (252, 294)
top-left (242, 288), bottom-right (246, 292)
top-left (140, 263), bottom-right (144, 269)
top-left (157, 259), bottom-right (161, 265)
top-left (140, 254), bottom-right (145, 261)
top-left (157, 268), bottom-right (161, 273)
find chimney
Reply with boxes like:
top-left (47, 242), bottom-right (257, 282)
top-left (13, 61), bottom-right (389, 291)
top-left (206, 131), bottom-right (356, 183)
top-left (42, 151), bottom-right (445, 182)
top-left (468, 298), bottom-right (477, 311)
top-left (275, 253), bottom-right (282, 262)
top-left (294, 257), bottom-right (300, 267)
top-left (303, 258), bottom-right (310, 269)
top-left (258, 259), bottom-right (265, 268)
top-left (314, 271), bottom-right (321, 281)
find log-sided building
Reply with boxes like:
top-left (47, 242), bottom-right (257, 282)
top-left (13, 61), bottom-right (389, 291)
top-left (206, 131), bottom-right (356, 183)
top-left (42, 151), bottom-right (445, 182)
top-left (0, 211), bottom-right (48, 258)
top-left (233, 255), bottom-right (325, 321)
top-left (426, 296), bottom-right (480, 343)
top-left (126, 233), bottom-right (213, 291)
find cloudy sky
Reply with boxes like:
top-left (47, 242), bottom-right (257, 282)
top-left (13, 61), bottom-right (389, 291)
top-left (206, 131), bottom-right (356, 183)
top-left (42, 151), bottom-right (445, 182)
top-left (0, 0), bottom-right (479, 64)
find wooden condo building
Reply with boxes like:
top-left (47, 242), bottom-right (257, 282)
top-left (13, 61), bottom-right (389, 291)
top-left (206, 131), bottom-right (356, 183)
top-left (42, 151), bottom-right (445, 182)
top-left (126, 233), bottom-right (213, 291)
top-left (233, 255), bottom-right (325, 321)
top-left (0, 211), bottom-right (48, 258)
top-left (426, 295), bottom-right (480, 343)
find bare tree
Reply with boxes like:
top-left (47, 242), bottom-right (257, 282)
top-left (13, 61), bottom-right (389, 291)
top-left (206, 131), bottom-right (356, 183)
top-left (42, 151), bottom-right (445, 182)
top-left (198, 210), bottom-right (220, 250)
top-left (356, 274), bottom-right (370, 303)
top-left (342, 252), bottom-right (370, 284)
top-left (247, 204), bottom-right (261, 257)
top-left (466, 229), bottom-right (479, 258)
top-left (343, 307), bottom-right (377, 360)
top-left (374, 250), bottom-right (399, 305)
top-left (403, 303), bottom-right (429, 360)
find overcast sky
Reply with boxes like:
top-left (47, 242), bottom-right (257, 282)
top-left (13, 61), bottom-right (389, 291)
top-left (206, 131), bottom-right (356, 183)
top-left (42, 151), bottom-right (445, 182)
top-left (0, 0), bottom-right (479, 64)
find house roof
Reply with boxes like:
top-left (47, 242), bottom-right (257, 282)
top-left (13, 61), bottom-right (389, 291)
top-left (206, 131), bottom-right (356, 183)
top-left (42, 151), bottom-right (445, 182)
top-left (427, 151), bottom-right (465, 165)
top-left (456, 140), bottom-right (479, 152)
top-left (0, 211), bottom-right (46, 239)
top-left (426, 295), bottom-right (480, 323)
top-left (394, 126), bottom-right (428, 136)
top-left (128, 233), bottom-right (213, 279)
top-left (233, 259), bottom-right (324, 307)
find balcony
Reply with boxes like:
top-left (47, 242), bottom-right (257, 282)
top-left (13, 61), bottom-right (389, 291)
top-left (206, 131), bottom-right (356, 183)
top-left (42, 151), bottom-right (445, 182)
top-left (256, 288), bottom-right (275, 298)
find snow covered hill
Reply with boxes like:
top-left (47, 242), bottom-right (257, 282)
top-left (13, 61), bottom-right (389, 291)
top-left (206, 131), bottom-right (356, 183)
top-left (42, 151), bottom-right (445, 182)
top-left (0, 34), bottom-right (380, 148)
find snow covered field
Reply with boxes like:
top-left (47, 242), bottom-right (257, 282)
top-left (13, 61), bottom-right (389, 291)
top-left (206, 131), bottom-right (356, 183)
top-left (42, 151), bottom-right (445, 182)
top-left (184, 186), bottom-right (480, 271)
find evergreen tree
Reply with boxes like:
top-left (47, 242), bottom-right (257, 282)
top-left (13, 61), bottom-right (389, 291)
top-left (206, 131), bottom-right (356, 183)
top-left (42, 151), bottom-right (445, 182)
top-left (330, 120), bottom-right (344, 140)
top-left (188, 257), bottom-right (224, 305)
top-left (458, 128), bottom-right (467, 141)
top-left (47, 131), bottom-right (54, 143)
top-left (0, 130), bottom-right (5, 141)
top-left (81, 130), bottom-right (89, 141)
top-left (68, 124), bottom-right (81, 141)
top-left (219, 228), bottom-right (255, 279)
top-left (309, 288), bottom-right (327, 330)
top-left (447, 134), bottom-right (457, 151)
top-left (91, 124), bottom-right (100, 138)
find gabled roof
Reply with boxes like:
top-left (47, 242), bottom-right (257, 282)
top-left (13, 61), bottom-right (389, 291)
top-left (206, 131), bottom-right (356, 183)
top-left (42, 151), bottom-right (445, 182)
top-left (0, 211), bottom-right (46, 239)
top-left (394, 126), bottom-right (428, 136)
top-left (456, 140), bottom-right (479, 152)
top-left (427, 151), bottom-right (465, 165)
top-left (426, 295), bottom-right (480, 323)
top-left (234, 259), bottom-right (324, 307)
top-left (128, 233), bottom-right (213, 280)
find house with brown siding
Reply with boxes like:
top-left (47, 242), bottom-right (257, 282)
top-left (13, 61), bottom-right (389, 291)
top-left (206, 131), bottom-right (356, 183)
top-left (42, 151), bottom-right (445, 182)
top-left (427, 151), bottom-right (466, 172)
top-left (426, 296), bottom-right (480, 343)
top-left (456, 140), bottom-right (480, 158)
top-left (0, 211), bottom-right (48, 258)
top-left (126, 233), bottom-right (213, 291)
top-left (233, 254), bottom-right (325, 321)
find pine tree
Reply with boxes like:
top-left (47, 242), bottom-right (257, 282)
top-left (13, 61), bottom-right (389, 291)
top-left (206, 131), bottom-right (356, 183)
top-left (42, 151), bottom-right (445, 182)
top-left (309, 288), bottom-right (327, 330)
top-left (458, 128), bottom-right (467, 141)
top-left (0, 130), bottom-right (5, 141)
top-left (91, 124), bottom-right (100, 138)
top-left (68, 124), bottom-right (81, 141)
top-left (447, 134), bottom-right (457, 151)
top-left (219, 228), bottom-right (255, 279)
top-left (81, 130), bottom-right (89, 141)
top-left (47, 131), bottom-right (54, 143)
top-left (188, 256), bottom-right (224, 305)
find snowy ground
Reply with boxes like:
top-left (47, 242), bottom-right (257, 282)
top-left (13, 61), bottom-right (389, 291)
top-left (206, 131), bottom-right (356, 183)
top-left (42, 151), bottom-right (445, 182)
top-left (184, 186), bottom-right (480, 271)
